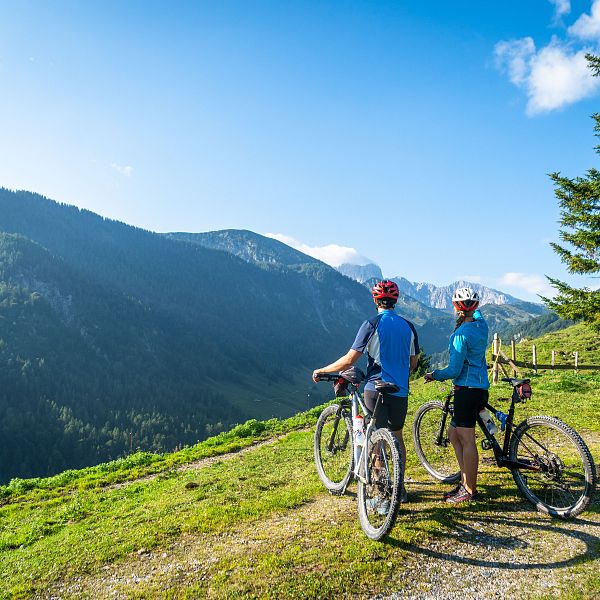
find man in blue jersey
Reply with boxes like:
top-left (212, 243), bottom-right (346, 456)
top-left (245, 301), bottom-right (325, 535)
top-left (312, 280), bottom-right (420, 499)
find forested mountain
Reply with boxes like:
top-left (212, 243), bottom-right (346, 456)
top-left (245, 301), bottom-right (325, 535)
top-left (167, 229), bottom-right (457, 353)
top-left (0, 189), bottom-right (557, 483)
top-left (0, 232), bottom-right (241, 479)
top-left (169, 228), bottom-right (554, 355)
top-left (0, 189), bottom-right (374, 483)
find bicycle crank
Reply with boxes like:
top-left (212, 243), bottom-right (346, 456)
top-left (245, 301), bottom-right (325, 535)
top-left (481, 439), bottom-right (494, 451)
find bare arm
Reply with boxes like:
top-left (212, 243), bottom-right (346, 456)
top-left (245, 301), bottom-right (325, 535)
top-left (312, 349), bottom-right (362, 383)
top-left (410, 354), bottom-right (419, 373)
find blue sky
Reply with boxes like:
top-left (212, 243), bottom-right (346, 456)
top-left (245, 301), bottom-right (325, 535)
top-left (1, 0), bottom-right (599, 301)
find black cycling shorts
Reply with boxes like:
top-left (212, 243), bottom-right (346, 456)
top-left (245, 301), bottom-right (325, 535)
top-left (364, 389), bottom-right (408, 431)
top-left (451, 387), bottom-right (489, 428)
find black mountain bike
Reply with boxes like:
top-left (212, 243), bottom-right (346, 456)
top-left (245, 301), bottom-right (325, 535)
top-left (313, 369), bottom-right (403, 540)
top-left (412, 377), bottom-right (596, 518)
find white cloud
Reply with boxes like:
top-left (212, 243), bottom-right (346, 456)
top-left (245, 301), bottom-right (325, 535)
top-left (528, 43), bottom-right (599, 113)
top-left (549, 0), bottom-right (571, 20)
top-left (265, 233), bottom-right (374, 267)
top-left (499, 272), bottom-right (556, 297)
top-left (110, 162), bottom-right (134, 177)
top-left (494, 38), bottom-right (535, 86)
top-left (495, 3), bottom-right (600, 115)
top-left (495, 38), bottom-right (600, 114)
top-left (569, 0), bottom-right (600, 40)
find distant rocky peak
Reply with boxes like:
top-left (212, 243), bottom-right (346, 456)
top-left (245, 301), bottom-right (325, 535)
top-left (391, 277), bottom-right (522, 311)
top-left (336, 263), bottom-right (383, 284)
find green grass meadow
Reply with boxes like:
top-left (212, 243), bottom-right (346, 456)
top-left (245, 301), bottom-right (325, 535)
top-left (1, 325), bottom-right (599, 598)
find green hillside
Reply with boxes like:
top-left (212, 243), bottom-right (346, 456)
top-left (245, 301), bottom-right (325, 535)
top-left (510, 322), bottom-right (600, 369)
top-left (501, 311), bottom-right (574, 342)
top-left (0, 189), bottom-right (376, 483)
top-left (1, 325), bottom-right (598, 598)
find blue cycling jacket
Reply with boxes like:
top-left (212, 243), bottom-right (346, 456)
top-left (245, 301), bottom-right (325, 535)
top-left (351, 309), bottom-right (419, 397)
top-left (432, 309), bottom-right (490, 389)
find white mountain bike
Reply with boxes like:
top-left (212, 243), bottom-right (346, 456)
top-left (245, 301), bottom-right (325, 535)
top-left (313, 368), bottom-right (404, 540)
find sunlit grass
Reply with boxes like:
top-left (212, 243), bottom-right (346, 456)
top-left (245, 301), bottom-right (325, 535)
top-left (0, 325), bottom-right (598, 598)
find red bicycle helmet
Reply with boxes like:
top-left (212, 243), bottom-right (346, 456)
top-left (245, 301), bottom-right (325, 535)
top-left (371, 280), bottom-right (399, 302)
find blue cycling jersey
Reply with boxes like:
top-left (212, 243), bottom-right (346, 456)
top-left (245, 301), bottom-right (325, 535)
top-left (351, 309), bottom-right (419, 396)
top-left (432, 309), bottom-right (490, 389)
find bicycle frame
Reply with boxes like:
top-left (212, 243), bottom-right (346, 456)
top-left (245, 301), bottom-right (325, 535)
top-left (440, 389), bottom-right (543, 473)
top-left (333, 384), bottom-right (386, 488)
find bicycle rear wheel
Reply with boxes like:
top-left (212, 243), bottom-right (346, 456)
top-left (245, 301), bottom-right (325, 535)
top-left (357, 428), bottom-right (403, 541)
top-left (412, 400), bottom-right (460, 483)
top-left (509, 415), bottom-right (596, 519)
top-left (314, 404), bottom-right (354, 495)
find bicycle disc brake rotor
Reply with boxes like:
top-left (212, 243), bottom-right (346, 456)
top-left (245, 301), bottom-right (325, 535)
top-left (366, 470), bottom-right (391, 514)
top-left (540, 452), bottom-right (565, 482)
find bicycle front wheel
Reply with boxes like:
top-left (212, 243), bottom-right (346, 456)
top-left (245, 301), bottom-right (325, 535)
top-left (509, 415), bottom-right (597, 519)
top-left (314, 404), bottom-right (354, 495)
top-left (412, 400), bottom-right (460, 483)
top-left (357, 428), bottom-right (403, 541)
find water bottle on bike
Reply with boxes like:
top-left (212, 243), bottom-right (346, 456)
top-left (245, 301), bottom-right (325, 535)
top-left (353, 414), bottom-right (365, 446)
top-left (479, 408), bottom-right (498, 435)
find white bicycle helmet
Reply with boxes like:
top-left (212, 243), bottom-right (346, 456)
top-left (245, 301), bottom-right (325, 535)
top-left (452, 287), bottom-right (480, 311)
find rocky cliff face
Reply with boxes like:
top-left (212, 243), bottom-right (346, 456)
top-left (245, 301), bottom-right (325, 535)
top-left (165, 230), bottom-right (324, 268)
top-left (336, 263), bottom-right (383, 283)
top-left (393, 278), bottom-right (522, 310)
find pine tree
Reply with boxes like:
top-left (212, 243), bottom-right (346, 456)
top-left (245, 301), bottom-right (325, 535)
top-left (542, 54), bottom-right (600, 332)
top-left (410, 350), bottom-right (432, 379)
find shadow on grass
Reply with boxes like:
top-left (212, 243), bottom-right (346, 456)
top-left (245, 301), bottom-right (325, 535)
top-left (385, 482), bottom-right (600, 571)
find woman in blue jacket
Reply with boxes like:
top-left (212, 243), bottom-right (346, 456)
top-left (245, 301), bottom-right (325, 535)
top-left (425, 287), bottom-right (489, 503)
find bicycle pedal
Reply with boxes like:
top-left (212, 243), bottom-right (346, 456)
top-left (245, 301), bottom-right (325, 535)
top-left (481, 439), bottom-right (494, 451)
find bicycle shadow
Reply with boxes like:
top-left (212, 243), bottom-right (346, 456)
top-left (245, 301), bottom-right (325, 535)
top-left (386, 484), bottom-right (600, 570)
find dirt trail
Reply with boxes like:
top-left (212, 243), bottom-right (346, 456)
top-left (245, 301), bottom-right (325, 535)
top-left (44, 438), bottom-right (600, 599)
top-left (107, 437), bottom-right (285, 491)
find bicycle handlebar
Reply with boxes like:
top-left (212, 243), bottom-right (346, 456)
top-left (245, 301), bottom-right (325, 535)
top-left (315, 372), bottom-right (342, 382)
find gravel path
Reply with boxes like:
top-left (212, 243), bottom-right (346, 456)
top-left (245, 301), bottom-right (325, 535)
top-left (42, 438), bottom-right (600, 599)
top-left (47, 491), bottom-right (600, 599)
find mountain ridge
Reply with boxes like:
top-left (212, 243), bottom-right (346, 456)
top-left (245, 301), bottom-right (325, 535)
top-left (165, 229), bottom-right (326, 270)
top-left (167, 228), bottom-right (550, 354)
top-left (0, 189), bottom-right (374, 482)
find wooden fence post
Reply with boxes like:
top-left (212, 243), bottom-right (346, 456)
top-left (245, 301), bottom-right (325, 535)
top-left (574, 351), bottom-right (579, 374)
top-left (532, 344), bottom-right (537, 375)
top-left (492, 333), bottom-right (499, 384)
top-left (551, 350), bottom-right (555, 371)
top-left (511, 340), bottom-right (517, 377)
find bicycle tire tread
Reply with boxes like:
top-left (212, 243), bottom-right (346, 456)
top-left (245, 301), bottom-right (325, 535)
top-left (509, 415), bottom-right (596, 519)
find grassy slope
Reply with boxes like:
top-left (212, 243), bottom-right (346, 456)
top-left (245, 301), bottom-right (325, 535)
top-left (497, 322), bottom-right (600, 370)
top-left (1, 325), bottom-right (599, 599)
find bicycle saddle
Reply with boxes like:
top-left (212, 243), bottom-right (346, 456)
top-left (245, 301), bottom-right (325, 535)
top-left (374, 380), bottom-right (400, 394)
top-left (502, 377), bottom-right (530, 387)
top-left (339, 366), bottom-right (365, 384)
